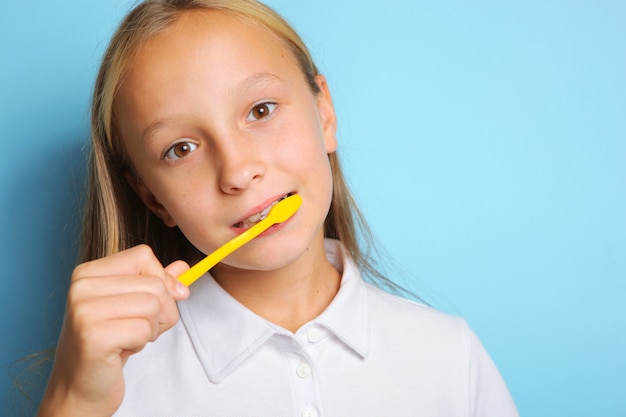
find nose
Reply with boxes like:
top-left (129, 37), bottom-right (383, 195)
top-left (218, 140), bottom-right (266, 194)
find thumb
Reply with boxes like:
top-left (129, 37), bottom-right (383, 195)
top-left (164, 260), bottom-right (191, 300)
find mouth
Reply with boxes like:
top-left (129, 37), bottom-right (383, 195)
top-left (233, 192), bottom-right (295, 230)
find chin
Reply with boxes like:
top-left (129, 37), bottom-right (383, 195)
top-left (227, 238), bottom-right (313, 271)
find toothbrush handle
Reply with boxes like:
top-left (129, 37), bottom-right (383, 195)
top-left (177, 216), bottom-right (273, 287)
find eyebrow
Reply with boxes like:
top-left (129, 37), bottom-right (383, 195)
top-left (235, 72), bottom-right (283, 93)
top-left (141, 117), bottom-right (177, 144)
top-left (140, 72), bottom-right (284, 142)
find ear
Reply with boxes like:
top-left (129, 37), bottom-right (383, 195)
top-left (314, 75), bottom-right (338, 154)
top-left (124, 169), bottom-right (177, 228)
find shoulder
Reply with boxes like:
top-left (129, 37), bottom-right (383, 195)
top-left (365, 283), bottom-right (467, 333)
top-left (366, 285), bottom-right (519, 416)
top-left (362, 282), bottom-right (485, 364)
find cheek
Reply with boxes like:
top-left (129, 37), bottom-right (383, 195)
top-left (160, 188), bottom-right (204, 222)
top-left (162, 197), bottom-right (222, 254)
top-left (143, 163), bottom-right (211, 209)
top-left (303, 153), bottom-right (334, 214)
top-left (143, 180), bottom-right (203, 232)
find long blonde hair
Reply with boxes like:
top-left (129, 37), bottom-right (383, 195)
top-left (84, 0), bottom-right (406, 293)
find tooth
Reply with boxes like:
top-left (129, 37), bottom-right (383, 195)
top-left (260, 201), bottom-right (277, 220)
top-left (241, 196), bottom-right (290, 228)
top-left (246, 212), bottom-right (261, 223)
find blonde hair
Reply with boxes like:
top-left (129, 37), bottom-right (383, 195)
top-left (84, 0), bottom-right (406, 293)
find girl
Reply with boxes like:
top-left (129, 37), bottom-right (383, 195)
top-left (38, 1), bottom-right (519, 416)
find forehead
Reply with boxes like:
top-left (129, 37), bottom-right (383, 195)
top-left (118, 9), bottom-right (301, 103)
top-left (113, 8), bottom-right (308, 143)
top-left (126, 9), bottom-right (296, 83)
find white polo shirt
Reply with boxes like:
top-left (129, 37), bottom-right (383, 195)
top-left (115, 239), bottom-right (519, 417)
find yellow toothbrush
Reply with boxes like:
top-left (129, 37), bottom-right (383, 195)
top-left (178, 194), bottom-right (303, 286)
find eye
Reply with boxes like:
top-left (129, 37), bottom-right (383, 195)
top-left (163, 140), bottom-right (198, 160)
top-left (247, 102), bottom-right (277, 121)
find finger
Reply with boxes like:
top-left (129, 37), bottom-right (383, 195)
top-left (72, 245), bottom-right (165, 282)
top-left (165, 260), bottom-right (190, 277)
top-left (70, 284), bottom-right (180, 336)
top-left (81, 318), bottom-right (159, 363)
top-left (72, 293), bottom-right (159, 341)
top-left (69, 274), bottom-right (172, 301)
top-left (164, 260), bottom-right (191, 301)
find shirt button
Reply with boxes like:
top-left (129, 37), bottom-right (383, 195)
top-left (301, 406), bottom-right (319, 417)
top-left (307, 326), bottom-right (322, 343)
top-left (296, 362), bottom-right (312, 378)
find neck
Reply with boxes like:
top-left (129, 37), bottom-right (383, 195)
top-left (211, 235), bottom-right (341, 333)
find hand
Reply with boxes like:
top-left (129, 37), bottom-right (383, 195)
top-left (38, 245), bottom-right (190, 417)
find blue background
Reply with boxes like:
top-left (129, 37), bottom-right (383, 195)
top-left (1, 1), bottom-right (624, 415)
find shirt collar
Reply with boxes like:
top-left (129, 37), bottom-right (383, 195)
top-left (177, 238), bottom-right (371, 383)
top-left (316, 239), bottom-right (371, 358)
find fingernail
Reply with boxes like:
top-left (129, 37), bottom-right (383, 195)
top-left (175, 281), bottom-right (189, 296)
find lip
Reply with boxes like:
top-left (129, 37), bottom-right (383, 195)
top-left (238, 211), bottom-right (296, 238)
top-left (231, 192), bottom-right (296, 227)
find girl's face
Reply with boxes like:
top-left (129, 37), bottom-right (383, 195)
top-left (115, 10), bottom-right (337, 272)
